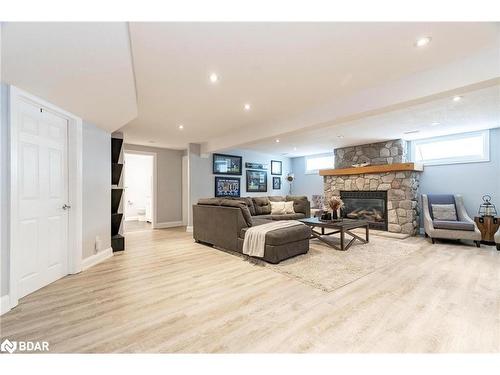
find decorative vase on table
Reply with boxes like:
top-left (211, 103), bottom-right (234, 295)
top-left (327, 196), bottom-right (344, 222)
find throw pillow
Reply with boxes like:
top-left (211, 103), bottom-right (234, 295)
top-left (431, 204), bottom-right (457, 221)
top-left (270, 201), bottom-right (286, 215)
top-left (284, 201), bottom-right (295, 214)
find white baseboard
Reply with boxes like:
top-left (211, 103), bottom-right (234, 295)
top-left (125, 216), bottom-right (139, 222)
top-left (81, 247), bottom-right (113, 271)
top-left (155, 221), bottom-right (183, 229)
top-left (1, 294), bottom-right (11, 316)
top-left (186, 226), bottom-right (193, 233)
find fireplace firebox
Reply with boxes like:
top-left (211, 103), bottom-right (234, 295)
top-left (340, 191), bottom-right (388, 231)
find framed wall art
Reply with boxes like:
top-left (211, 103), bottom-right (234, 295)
top-left (246, 170), bottom-right (267, 192)
top-left (272, 177), bottom-right (281, 190)
top-left (215, 177), bottom-right (241, 197)
top-left (213, 153), bottom-right (242, 175)
top-left (270, 160), bottom-right (282, 175)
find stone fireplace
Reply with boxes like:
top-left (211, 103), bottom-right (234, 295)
top-left (322, 139), bottom-right (422, 235)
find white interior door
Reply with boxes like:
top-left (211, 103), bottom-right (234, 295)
top-left (16, 99), bottom-right (69, 299)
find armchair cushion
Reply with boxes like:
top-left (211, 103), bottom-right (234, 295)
top-left (427, 194), bottom-right (457, 220)
top-left (433, 220), bottom-right (475, 231)
top-left (431, 204), bottom-right (458, 221)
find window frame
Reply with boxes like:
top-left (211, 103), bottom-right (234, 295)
top-left (411, 130), bottom-right (490, 166)
top-left (305, 153), bottom-right (335, 174)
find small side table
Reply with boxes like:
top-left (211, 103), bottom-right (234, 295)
top-left (474, 216), bottom-right (500, 245)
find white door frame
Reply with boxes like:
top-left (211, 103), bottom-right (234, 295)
top-left (123, 150), bottom-right (158, 229)
top-left (9, 86), bottom-right (83, 309)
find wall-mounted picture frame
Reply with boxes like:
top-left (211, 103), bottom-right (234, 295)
top-left (246, 170), bottom-right (267, 192)
top-left (271, 160), bottom-right (282, 175)
top-left (272, 177), bottom-right (281, 190)
top-left (213, 153), bottom-right (242, 175)
top-left (215, 177), bottom-right (241, 197)
top-left (245, 162), bottom-right (267, 170)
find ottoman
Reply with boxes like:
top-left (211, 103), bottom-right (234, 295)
top-left (238, 222), bottom-right (311, 264)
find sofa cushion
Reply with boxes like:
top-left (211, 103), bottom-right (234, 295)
top-left (240, 223), bottom-right (311, 245)
top-left (198, 197), bottom-right (223, 205)
top-left (433, 220), bottom-right (475, 231)
top-left (219, 199), bottom-right (253, 227)
top-left (233, 197), bottom-right (255, 215)
top-left (268, 196), bottom-right (285, 202)
top-left (286, 195), bottom-right (308, 215)
top-left (271, 213), bottom-right (306, 220)
top-left (284, 201), bottom-right (295, 214)
top-left (270, 201), bottom-right (286, 215)
top-left (253, 197), bottom-right (271, 215)
top-left (431, 204), bottom-right (457, 221)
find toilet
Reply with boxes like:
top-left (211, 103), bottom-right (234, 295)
top-left (137, 208), bottom-right (147, 222)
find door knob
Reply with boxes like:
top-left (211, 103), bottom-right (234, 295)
top-left (62, 204), bottom-right (71, 210)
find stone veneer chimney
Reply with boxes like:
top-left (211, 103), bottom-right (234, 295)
top-left (324, 139), bottom-right (421, 235)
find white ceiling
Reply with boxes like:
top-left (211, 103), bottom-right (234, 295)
top-left (239, 83), bottom-right (500, 157)
top-left (1, 22), bottom-right (499, 149)
top-left (1, 22), bottom-right (138, 131)
top-left (121, 22), bottom-right (499, 150)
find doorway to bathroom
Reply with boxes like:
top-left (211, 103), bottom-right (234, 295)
top-left (123, 152), bottom-right (156, 233)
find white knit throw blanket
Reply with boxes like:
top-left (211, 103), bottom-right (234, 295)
top-left (242, 220), bottom-right (304, 258)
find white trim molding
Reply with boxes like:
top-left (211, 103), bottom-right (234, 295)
top-left (155, 221), bottom-right (184, 229)
top-left (81, 248), bottom-right (113, 271)
top-left (1, 295), bottom-right (11, 315)
top-left (186, 226), bottom-right (193, 233)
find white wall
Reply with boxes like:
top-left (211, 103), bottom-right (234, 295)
top-left (124, 153), bottom-right (153, 220)
top-left (82, 122), bottom-right (112, 259)
top-left (124, 144), bottom-right (183, 225)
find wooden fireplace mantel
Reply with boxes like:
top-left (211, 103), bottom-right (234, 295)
top-left (319, 162), bottom-right (423, 176)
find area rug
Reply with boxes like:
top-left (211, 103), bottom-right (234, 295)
top-left (249, 236), bottom-right (422, 292)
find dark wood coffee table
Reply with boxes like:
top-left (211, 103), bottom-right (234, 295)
top-left (298, 217), bottom-right (369, 251)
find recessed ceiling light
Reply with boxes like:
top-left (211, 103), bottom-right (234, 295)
top-left (275, 139), bottom-right (280, 143)
top-left (244, 103), bottom-right (251, 111)
top-left (178, 124), bottom-right (184, 130)
top-left (337, 135), bottom-right (344, 139)
top-left (415, 36), bottom-right (432, 47)
top-left (293, 147), bottom-right (297, 151)
top-left (452, 95), bottom-right (463, 102)
top-left (209, 73), bottom-right (218, 83)
top-left (431, 122), bottom-right (440, 126)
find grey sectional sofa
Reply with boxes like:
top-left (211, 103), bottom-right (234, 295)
top-left (193, 195), bottom-right (311, 263)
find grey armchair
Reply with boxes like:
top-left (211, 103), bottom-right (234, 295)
top-left (495, 227), bottom-right (500, 250)
top-left (422, 194), bottom-right (481, 247)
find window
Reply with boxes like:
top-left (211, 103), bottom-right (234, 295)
top-left (305, 153), bottom-right (334, 174)
top-left (411, 130), bottom-right (489, 166)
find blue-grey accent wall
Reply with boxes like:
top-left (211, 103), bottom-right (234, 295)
top-left (290, 156), bottom-right (324, 201)
top-left (418, 128), bottom-right (500, 217)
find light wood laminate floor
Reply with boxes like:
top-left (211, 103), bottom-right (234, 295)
top-left (1, 227), bottom-right (499, 353)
